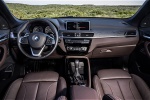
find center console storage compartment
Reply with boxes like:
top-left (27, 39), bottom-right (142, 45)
top-left (65, 56), bottom-right (91, 87)
top-left (70, 85), bottom-right (99, 100)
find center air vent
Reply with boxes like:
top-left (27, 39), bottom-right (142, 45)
top-left (63, 32), bottom-right (94, 37)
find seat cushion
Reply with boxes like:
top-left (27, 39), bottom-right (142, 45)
top-left (3, 71), bottom-right (67, 100)
top-left (93, 69), bottom-right (150, 100)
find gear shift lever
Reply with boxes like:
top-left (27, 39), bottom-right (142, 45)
top-left (73, 59), bottom-right (85, 85)
top-left (74, 59), bottom-right (81, 77)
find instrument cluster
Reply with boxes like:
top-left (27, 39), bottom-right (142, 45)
top-left (29, 25), bottom-right (54, 37)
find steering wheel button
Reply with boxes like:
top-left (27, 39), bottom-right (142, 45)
top-left (46, 38), bottom-right (53, 45)
top-left (21, 37), bottom-right (28, 44)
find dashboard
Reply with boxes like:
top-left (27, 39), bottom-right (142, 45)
top-left (11, 18), bottom-right (139, 58)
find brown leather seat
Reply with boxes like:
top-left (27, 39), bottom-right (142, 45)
top-left (93, 69), bottom-right (150, 100)
top-left (3, 71), bottom-right (67, 100)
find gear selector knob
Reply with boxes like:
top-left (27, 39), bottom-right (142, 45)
top-left (74, 59), bottom-right (81, 77)
top-left (74, 59), bottom-right (85, 85)
top-left (75, 59), bottom-right (79, 68)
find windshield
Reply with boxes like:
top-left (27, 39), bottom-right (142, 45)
top-left (4, 0), bottom-right (145, 19)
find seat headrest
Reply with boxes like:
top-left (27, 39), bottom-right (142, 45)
top-left (97, 69), bottom-right (131, 80)
top-left (23, 71), bottom-right (59, 82)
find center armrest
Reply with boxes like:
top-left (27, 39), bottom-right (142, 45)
top-left (70, 85), bottom-right (99, 100)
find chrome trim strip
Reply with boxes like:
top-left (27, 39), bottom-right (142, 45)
top-left (59, 36), bottom-right (127, 39)
top-left (0, 33), bottom-right (8, 43)
top-left (143, 35), bottom-right (150, 39)
top-left (30, 45), bottom-right (45, 57)
top-left (103, 44), bottom-right (136, 48)
top-left (10, 32), bottom-right (17, 39)
top-left (0, 37), bottom-right (8, 42)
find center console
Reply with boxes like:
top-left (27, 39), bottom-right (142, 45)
top-left (70, 85), bottom-right (99, 100)
top-left (65, 56), bottom-right (91, 87)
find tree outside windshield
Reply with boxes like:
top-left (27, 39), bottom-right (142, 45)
top-left (4, 0), bottom-right (146, 19)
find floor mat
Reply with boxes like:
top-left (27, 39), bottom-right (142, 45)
top-left (24, 59), bottom-right (66, 76)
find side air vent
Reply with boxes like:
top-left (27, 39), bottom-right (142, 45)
top-left (141, 14), bottom-right (150, 27)
top-left (63, 33), bottom-right (75, 37)
top-left (141, 18), bottom-right (150, 27)
top-left (0, 16), bottom-right (9, 29)
top-left (125, 30), bottom-right (136, 37)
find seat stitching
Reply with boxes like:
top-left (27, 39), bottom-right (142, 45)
top-left (56, 77), bottom-right (59, 98)
top-left (98, 79), bottom-right (104, 99)
top-left (103, 81), bottom-right (114, 95)
top-left (4, 81), bottom-right (17, 100)
top-left (4, 78), bottom-right (22, 100)
top-left (22, 84), bottom-right (27, 100)
top-left (107, 94), bottom-right (115, 100)
top-left (132, 75), bottom-right (150, 99)
top-left (97, 79), bottom-right (102, 99)
top-left (35, 82), bottom-right (40, 100)
top-left (113, 95), bottom-right (122, 100)
top-left (129, 80), bottom-right (136, 100)
top-left (46, 82), bottom-right (57, 100)
top-left (97, 78), bottom-right (104, 100)
top-left (95, 78), bottom-right (101, 99)
top-left (117, 80), bottom-right (125, 100)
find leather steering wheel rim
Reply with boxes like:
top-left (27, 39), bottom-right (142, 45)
top-left (144, 41), bottom-right (150, 58)
top-left (17, 19), bottom-right (58, 59)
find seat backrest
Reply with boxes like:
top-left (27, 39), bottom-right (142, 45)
top-left (93, 69), bottom-right (150, 100)
top-left (4, 71), bottom-right (67, 100)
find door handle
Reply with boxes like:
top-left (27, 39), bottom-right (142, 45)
top-left (0, 33), bottom-right (8, 43)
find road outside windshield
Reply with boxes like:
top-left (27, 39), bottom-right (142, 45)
top-left (4, 0), bottom-right (146, 19)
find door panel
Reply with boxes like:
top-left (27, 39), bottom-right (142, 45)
top-left (0, 30), bottom-right (9, 70)
top-left (0, 44), bottom-right (8, 69)
top-left (0, 16), bottom-right (14, 99)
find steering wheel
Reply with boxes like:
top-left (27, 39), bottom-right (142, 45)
top-left (144, 41), bottom-right (150, 58)
top-left (17, 19), bottom-right (58, 59)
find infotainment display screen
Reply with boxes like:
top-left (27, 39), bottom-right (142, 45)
top-left (66, 21), bottom-right (90, 30)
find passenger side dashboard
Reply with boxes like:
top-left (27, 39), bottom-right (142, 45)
top-left (56, 18), bottom-right (139, 58)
